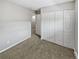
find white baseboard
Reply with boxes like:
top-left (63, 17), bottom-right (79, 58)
top-left (74, 50), bottom-right (78, 59)
top-left (0, 36), bottom-right (31, 53)
top-left (41, 37), bottom-right (43, 40)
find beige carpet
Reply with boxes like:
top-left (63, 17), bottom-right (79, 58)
top-left (0, 34), bottom-right (75, 59)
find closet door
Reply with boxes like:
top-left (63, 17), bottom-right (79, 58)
top-left (64, 10), bottom-right (74, 49)
top-left (41, 13), bottom-right (50, 39)
top-left (49, 12), bottom-right (55, 42)
top-left (41, 12), bottom-right (55, 42)
top-left (55, 11), bottom-right (64, 45)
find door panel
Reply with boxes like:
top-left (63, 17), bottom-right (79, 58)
top-left (55, 11), bottom-right (64, 45)
top-left (64, 10), bottom-right (74, 48)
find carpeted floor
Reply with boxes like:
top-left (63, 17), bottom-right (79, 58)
top-left (0, 34), bottom-right (75, 59)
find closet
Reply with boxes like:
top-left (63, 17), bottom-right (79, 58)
top-left (41, 2), bottom-right (75, 49)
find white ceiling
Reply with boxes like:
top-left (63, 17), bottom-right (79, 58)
top-left (7, 0), bottom-right (74, 10)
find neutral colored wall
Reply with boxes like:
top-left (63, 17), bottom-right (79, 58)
top-left (0, 0), bottom-right (33, 52)
top-left (41, 2), bottom-right (75, 49)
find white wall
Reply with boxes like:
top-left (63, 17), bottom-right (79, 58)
top-left (36, 14), bottom-right (41, 35)
top-left (0, 0), bottom-right (33, 52)
top-left (41, 2), bottom-right (75, 49)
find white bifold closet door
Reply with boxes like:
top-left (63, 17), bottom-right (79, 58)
top-left (64, 10), bottom-right (75, 48)
top-left (55, 11), bottom-right (64, 46)
top-left (41, 12), bottom-right (55, 42)
top-left (41, 11), bottom-right (64, 45)
top-left (41, 13), bottom-right (50, 39)
top-left (49, 12), bottom-right (55, 42)
top-left (41, 10), bottom-right (74, 49)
